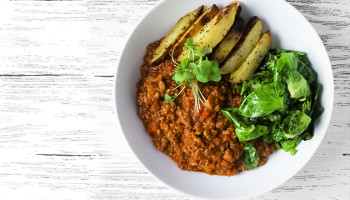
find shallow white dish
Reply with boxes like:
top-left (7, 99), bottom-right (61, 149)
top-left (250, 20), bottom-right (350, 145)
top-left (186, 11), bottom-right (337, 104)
top-left (114, 0), bottom-right (334, 199)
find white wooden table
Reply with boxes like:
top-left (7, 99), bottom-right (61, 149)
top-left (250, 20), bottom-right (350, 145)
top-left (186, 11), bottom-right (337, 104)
top-left (0, 0), bottom-right (349, 199)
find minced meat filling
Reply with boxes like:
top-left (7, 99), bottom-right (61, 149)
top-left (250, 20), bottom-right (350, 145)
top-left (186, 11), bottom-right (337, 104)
top-left (137, 41), bottom-right (275, 176)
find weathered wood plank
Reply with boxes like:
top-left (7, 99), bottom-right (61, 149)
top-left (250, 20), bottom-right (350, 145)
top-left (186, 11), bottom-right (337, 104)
top-left (0, 0), bottom-right (349, 199)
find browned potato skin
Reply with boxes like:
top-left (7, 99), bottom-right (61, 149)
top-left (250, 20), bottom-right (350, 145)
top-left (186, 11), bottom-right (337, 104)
top-left (230, 31), bottom-right (272, 83)
top-left (177, 2), bottom-right (241, 62)
top-left (171, 4), bottom-right (219, 58)
top-left (227, 1), bottom-right (240, 6)
top-left (212, 16), bottom-right (245, 63)
top-left (220, 17), bottom-right (262, 74)
top-left (151, 6), bottom-right (203, 66)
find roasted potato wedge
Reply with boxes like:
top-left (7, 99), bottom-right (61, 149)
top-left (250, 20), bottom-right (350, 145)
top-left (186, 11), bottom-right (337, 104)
top-left (220, 17), bottom-right (262, 74)
top-left (151, 6), bottom-right (203, 66)
top-left (227, 1), bottom-right (240, 6)
top-left (177, 2), bottom-right (241, 62)
top-left (171, 4), bottom-right (219, 58)
top-left (230, 31), bottom-right (272, 83)
top-left (212, 16), bottom-right (244, 63)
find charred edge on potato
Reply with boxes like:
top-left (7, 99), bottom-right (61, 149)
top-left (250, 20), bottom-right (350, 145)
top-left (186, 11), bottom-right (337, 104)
top-left (151, 5), bottom-right (204, 66)
top-left (171, 4), bottom-right (220, 59)
top-left (233, 16), bottom-right (245, 35)
top-left (216, 3), bottom-right (239, 23)
top-left (211, 16), bottom-right (245, 63)
top-left (220, 16), bottom-right (260, 64)
top-left (242, 16), bottom-right (260, 34)
top-left (230, 30), bottom-right (272, 83)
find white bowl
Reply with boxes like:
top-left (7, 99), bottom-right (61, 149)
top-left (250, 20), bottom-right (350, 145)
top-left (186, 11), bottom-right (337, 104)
top-left (114, 0), bottom-right (334, 199)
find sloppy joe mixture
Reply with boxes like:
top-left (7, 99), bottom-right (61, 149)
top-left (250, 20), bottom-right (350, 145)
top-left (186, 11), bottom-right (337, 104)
top-left (137, 41), bottom-right (275, 176)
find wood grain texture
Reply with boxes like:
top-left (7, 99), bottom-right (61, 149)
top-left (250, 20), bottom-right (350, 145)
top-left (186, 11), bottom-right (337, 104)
top-left (0, 0), bottom-right (349, 199)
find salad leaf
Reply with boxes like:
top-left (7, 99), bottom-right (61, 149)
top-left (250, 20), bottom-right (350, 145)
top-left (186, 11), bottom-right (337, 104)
top-left (300, 83), bottom-right (323, 141)
top-left (243, 142), bottom-right (260, 170)
top-left (294, 51), bottom-right (317, 86)
top-left (239, 70), bottom-right (274, 101)
top-left (298, 62), bottom-right (317, 85)
top-left (267, 52), bottom-right (296, 83)
top-left (280, 137), bottom-right (302, 155)
top-left (275, 53), bottom-right (298, 71)
top-left (271, 129), bottom-right (284, 143)
top-left (300, 128), bottom-right (313, 141)
top-left (310, 83), bottom-right (324, 119)
top-left (236, 126), bottom-right (267, 142)
top-left (239, 83), bottom-right (285, 118)
top-left (260, 112), bottom-right (282, 143)
top-left (221, 108), bottom-right (267, 142)
top-left (302, 97), bottom-right (312, 115)
top-left (272, 110), bottom-right (311, 141)
top-left (260, 112), bottom-right (282, 122)
top-left (286, 70), bottom-right (311, 98)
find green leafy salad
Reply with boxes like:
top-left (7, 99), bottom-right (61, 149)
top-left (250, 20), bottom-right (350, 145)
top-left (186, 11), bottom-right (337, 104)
top-left (222, 48), bottom-right (323, 170)
top-left (164, 38), bottom-right (323, 170)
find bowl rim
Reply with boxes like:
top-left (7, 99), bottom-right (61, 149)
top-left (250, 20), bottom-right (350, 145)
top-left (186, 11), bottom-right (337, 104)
top-left (114, 0), bottom-right (334, 199)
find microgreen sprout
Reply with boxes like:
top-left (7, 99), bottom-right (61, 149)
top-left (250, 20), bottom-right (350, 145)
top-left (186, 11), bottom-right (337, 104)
top-left (164, 38), bottom-right (221, 110)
